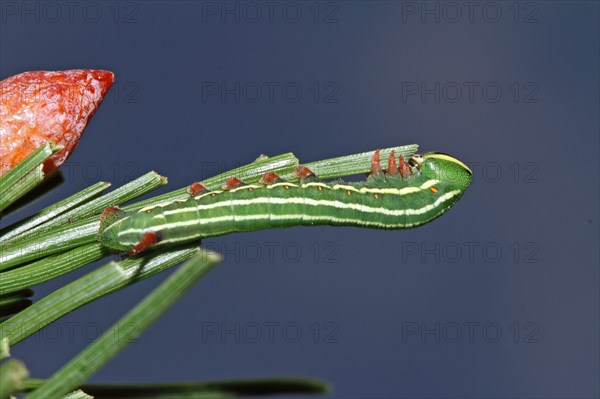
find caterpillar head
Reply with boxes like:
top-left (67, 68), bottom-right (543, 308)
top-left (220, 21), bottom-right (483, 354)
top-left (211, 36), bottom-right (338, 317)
top-left (410, 152), bottom-right (473, 192)
top-left (99, 205), bottom-right (166, 255)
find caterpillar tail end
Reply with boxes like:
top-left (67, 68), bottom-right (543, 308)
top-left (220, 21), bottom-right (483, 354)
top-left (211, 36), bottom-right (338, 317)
top-left (99, 207), bottom-right (125, 235)
top-left (98, 206), bottom-right (130, 253)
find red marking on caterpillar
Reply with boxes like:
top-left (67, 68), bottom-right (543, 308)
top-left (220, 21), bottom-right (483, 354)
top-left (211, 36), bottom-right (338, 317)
top-left (128, 231), bottom-right (159, 256)
top-left (222, 177), bottom-right (244, 190)
top-left (371, 149), bottom-right (383, 175)
top-left (387, 150), bottom-right (399, 176)
top-left (399, 155), bottom-right (411, 179)
top-left (294, 166), bottom-right (316, 182)
top-left (259, 172), bottom-right (282, 185)
top-left (188, 182), bottom-right (208, 196)
top-left (101, 206), bottom-right (121, 219)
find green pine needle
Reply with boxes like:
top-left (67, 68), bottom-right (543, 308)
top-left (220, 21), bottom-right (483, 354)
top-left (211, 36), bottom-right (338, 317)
top-left (0, 288), bottom-right (34, 319)
top-left (0, 217), bottom-right (100, 271)
top-left (22, 377), bottom-right (329, 398)
top-left (0, 181), bottom-right (111, 242)
top-left (0, 246), bottom-right (201, 351)
top-left (9, 171), bottom-right (166, 243)
top-left (0, 165), bottom-right (45, 213)
top-left (62, 389), bottom-right (94, 399)
top-left (0, 244), bottom-right (107, 295)
top-left (0, 358), bottom-right (29, 399)
top-left (0, 142), bottom-right (63, 211)
top-left (123, 152), bottom-right (302, 211)
top-left (27, 249), bottom-right (222, 399)
top-left (0, 172), bottom-right (166, 271)
top-left (287, 144), bottom-right (418, 180)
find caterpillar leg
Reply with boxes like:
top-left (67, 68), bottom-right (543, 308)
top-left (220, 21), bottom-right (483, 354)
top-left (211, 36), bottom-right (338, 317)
top-left (398, 155), bottom-right (411, 178)
top-left (128, 231), bottom-right (159, 256)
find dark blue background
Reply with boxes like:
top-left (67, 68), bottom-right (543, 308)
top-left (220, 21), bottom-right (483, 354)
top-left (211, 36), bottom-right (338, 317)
top-left (1, 1), bottom-right (598, 397)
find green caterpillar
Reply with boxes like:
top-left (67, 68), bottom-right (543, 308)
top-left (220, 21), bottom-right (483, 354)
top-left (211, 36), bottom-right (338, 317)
top-left (99, 151), bottom-right (472, 255)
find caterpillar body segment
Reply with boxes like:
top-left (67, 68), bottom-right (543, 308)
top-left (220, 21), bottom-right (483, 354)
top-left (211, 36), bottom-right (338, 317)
top-left (99, 151), bottom-right (472, 254)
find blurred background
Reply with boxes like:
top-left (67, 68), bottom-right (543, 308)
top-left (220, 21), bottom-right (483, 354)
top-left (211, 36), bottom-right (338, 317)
top-left (1, 1), bottom-right (598, 397)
